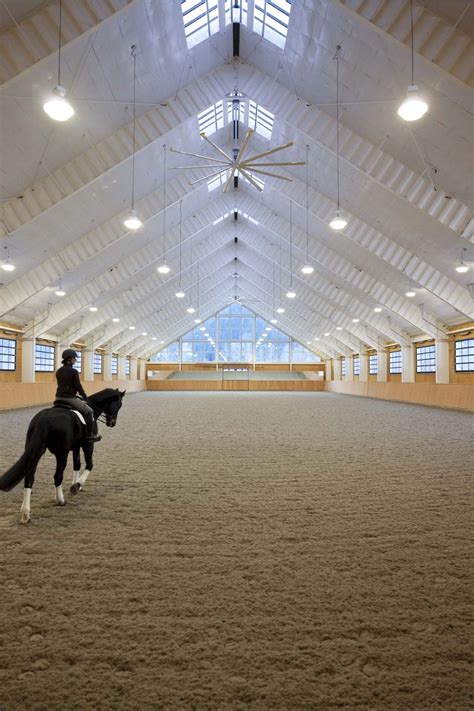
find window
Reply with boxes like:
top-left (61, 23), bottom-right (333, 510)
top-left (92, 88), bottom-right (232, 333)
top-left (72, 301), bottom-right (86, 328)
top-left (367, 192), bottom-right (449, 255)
top-left (35, 343), bottom-right (55, 372)
top-left (341, 358), bottom-right (346, 376)
top-left (207, 171), bottom-right (227, 192)
top-left (239, 171), bottom-right (265, 191)
top-left (353, 356), bottom-right (360, 375)
top-left (253, 0), bottom-right (292, 49)
top-left (125, 358), bottom-right (130, 376)
top-left (0, 337), bottom-right (16, 371)
top-left (416, 344), bottom-right (436, 373)
top-left (369, 354), bottom-right (378, 375)
top-left (455, 338), bottom-right (474, 372)
top-left (181, 0), bottom-right (219, 49)
top-left (198, 100), bottom-right (224, 136)
top-left (291, 341), bottom-right (321, 363)
top-left (112, 355), bottom-right (118, 375)
top-left (93, 353), bottom-right (103, 374)
top-left (72, 350), bottom-right (82, 373)
top-left (389, 350), bottom-right (402, 374)
top-left (248, 99), bottom-right (274, 140)
top-left (225, 0), bottom-right (248, 24)
top-left (150, 342), bottom-right (180, 363)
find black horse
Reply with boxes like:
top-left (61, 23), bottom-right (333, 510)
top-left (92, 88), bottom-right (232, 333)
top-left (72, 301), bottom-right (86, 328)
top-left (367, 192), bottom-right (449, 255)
top-left (0, 388), bottom-right (125, 524)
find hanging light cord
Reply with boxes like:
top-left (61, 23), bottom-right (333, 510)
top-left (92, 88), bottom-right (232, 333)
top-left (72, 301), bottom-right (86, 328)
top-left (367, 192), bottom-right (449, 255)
top-left (131, 45), bottom-right (137, 211)
top-left (58, 0), bottom-right (62, 86)
top-left (410, 0), bottom-right (414, 85)
top-left (335, 48), bottom-right (341, 214)
top-left (179, 199), bottom-right (183, 288)
top-left (305, 144), bottom-right (309, 260)
top-left (162, 144), bottom-right (167, 261)
top-left (289, 199), bottom-right (293, 288)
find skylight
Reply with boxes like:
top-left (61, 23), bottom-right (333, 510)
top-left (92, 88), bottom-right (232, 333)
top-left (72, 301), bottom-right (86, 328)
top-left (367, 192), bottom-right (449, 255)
top-left (226, 98), bottom-right (274, 139)
top-left (225, 0), bottom-right (248, 25)
top-left (253, 0), bottom-right (292, 49)
top-left (181, 0), bottom-right (219, 49)
top-left (198, 100), bottom-right (224, 136)
top-left (239, 172), bottom-right (265, 191)
top-left (207, 171), bottom-right (227, 192)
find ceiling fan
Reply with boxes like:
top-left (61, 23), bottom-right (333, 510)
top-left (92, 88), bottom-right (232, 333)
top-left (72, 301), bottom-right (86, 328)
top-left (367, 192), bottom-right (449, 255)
top-left (170, 128), bottom-right (305, 193)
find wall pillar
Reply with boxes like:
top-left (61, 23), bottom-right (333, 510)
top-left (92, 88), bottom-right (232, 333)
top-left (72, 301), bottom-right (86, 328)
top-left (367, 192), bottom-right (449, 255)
top-left (21, 337), bottom-right (36, 383)
top-left (359, 353), bottom-right (368, 382)
top-left (345, 355), bottom-right (354, 381)
top-left (129, 356), bottom-right (138, 380)
top-left (138, 358), bottom-right (146, 381)
top-left (402, 344), bottom-right (415, 383)
top-left (377, 349), bottom-right (387, 382)
top-left (83, 349), bottom-right (94, 382)
top-left (103, 350), bottom-right (112, 381)
top-left (436, 338), bottom-right (450, 384)
top-left (118, 355), bottom-right (126, 380)
top-left (325, 360), bottom-right (332, 380)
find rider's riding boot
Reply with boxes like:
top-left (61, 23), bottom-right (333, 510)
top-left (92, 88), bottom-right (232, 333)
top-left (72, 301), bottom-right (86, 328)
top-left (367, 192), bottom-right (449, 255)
top-left (86, 414), bottom-right (101, 443)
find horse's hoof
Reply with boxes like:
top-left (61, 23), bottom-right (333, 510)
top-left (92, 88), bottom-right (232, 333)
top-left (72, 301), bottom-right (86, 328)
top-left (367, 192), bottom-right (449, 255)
top-left (20, 515), bottom-right (31, 525)
top-left (56, 500), bottom-right (67, 507)
top-left (70, 483), bottom-right (82, 495)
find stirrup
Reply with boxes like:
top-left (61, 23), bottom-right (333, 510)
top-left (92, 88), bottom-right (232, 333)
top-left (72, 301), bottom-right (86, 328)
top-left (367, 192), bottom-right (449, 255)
top-left (86, 433), bottom-right (102, 442)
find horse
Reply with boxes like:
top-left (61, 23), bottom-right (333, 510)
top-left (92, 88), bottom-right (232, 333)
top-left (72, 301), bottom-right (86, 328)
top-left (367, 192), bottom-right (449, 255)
top-left (0, 388), bottom-right (125, 524)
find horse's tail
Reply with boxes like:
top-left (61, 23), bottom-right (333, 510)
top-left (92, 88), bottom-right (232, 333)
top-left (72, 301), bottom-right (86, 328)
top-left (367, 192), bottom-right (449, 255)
top-left (0, 418), bottom-right (48, 491)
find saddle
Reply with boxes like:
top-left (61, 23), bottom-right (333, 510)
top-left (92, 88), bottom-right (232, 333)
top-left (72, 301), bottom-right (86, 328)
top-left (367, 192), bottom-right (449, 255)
top-left (53, 400), bottom-right (87, 426)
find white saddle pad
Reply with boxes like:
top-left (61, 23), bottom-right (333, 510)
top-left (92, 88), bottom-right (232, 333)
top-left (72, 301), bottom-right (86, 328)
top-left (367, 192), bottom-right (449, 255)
top-left (71, 410), bottom-right (86, 426)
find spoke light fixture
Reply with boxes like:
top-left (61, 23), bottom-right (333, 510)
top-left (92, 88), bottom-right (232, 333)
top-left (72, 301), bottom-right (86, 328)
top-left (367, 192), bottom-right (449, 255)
top-left (123, 46), bottom-right (142, 231)
top-left (397, 0), bottom-right (428, 122)
top-left (176, 200), bottom-right (185, 299)
top-left (330, 47), bottom-right (348, 231)
top-left (43, 0), bottom-right (74, 121)
top-left (301, 145), bottom-right (314, 274)
top-left (286, 200), bottom-right (296, 298)
top-left (456, 248), bottom-right (469, 273)
top-left (157, 145), bottom-right (171, 273)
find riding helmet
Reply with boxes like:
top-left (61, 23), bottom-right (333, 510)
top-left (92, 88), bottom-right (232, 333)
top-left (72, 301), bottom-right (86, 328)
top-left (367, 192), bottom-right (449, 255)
top-left (62, 348), bottom-right (78, 362)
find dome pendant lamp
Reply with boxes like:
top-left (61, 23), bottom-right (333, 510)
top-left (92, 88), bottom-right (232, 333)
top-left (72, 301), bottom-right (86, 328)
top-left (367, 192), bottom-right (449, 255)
top-left (123, 46), bottom-right (142, 231)
top-left (330, 47), bottom-right (348, 231)
top-left (301, 144), bottom-right (314, 275)
top-left (157, 144), bottom-right (171, 273)
top-left (43, 0), bottom-right (74, 121)
top-left (397, 0), bottom-right (428, 122)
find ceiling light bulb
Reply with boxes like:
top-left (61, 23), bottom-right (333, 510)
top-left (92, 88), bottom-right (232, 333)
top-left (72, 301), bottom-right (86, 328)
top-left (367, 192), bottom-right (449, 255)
top-left (265, 326), bottom-right (271, 331)
top-left (194, 318), bottom-right (202, 324)
top-left (186, 307), bottom-right (195, 313)
top-left (286, 290), bottom-right (296, 299)
top-left (301, 264), bottom-right (314, 275)
top-left (262, 333), bottom-right (268, 338)
top-left (112, 318), bottom-right (120, 323)
top-left (175, 290), bottom-right (185, 298)
top-left (324, 332), bottom-right (330, 337)
top-left (55, 290), bottom-right (66, 297)
top-left (276, 307), bottom-right (285, 314)
top-left (129, 326), bottom-right (135, 330)
top-left (336, 326), bottom-right (342, 331)
top-left (456, 264), bottom-right (469, 274)
top-left (123, 209), bottom-right (142, 230)
top-left (352, 318), bottom-right (360, 323)
top-left (157, 264), bottom-right (170, 274)
top-left (405, 290), bottom-right (416, 298)
top-left (314, 337), bottom-right (319, 341)
top-left (204, 333), bottom-right (209, 337)
top-left (200, 326), bottom-right (206, 331)
top-left (1, 262), bottom-right (15, 272)
top-left (89, 306), bottom-right (98, 312)
top-left (271, 319), bottom-right (277, 324)
top-left (152, 337), bottom-right (157, 340)
top-left (307, 341), bottom-right (311, 345)
top-left (329, 214), bottom-right (347, 230)
top-left (397, 85), bottom-right (428, 122)
top-left (373, 307), bottom-right (382, 313)
top-left (141, 332), bottom-right (147, 336)
top-left (43, 85), bottom-right (74, 121)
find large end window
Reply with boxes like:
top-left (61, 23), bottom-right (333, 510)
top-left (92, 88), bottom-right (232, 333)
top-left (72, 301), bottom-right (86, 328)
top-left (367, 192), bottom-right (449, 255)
top-left (0, 337), bottom-right (16, 371)
top-left (454, 338), bottom-right (474, 372)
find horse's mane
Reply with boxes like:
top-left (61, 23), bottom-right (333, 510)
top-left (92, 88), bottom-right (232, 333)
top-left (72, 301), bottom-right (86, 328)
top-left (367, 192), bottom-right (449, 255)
top-left (89, 388), bottom-right (122, 404)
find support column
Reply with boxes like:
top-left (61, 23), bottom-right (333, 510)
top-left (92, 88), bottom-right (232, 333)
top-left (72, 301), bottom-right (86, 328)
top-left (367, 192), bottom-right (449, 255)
top-left (359, 353), bottom-right (368, 382)
top-left (436, 338), bottom-right (450, 384)
top-left (118, 355), bottom-right (126, 380)
top-left (55, 342), bottom-right (64, 370)
top-left (377, 349), bottom-right (387, 382)
top-left (103, 350), bottom-right (112, 381)
top-left (345, 355), bottom-right (354, 382)
top-left (129, 356), bottom-right (138, 380)
top-left (138, 358), bottom-right (146, 381)
top-left (325, 359), bottom-right (332, 380)
top-left (21, 337), bottom-right (35, 383)
top-left (83, 349), bottom-right (94, 383)
top-left (333, 358), bottom-right (342, 381)
top-left (401, 345), bottom-right (415, 383)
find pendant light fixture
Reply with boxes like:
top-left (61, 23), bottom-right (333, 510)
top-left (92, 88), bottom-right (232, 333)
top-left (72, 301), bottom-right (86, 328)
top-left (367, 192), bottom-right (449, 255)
top-left (55, 278), bottom-right (66, 296)
top-left (397, 0), bottom-right (428, 122)
top-left (456, 248), bottom-right (469, 273)
top-left (1, 246), bottom-right (15, 272)
top-left (186, 230), bottom-right (195, 312)
top-left (175, 200), bottom-right (185, 298)
top-left (405, 282), bottom-right (416, 298)
top-left (123, 46), bottom-right (142, 231)
top-left (276, 231), bottom-right (285, 313)
top-left (301, 145), bottom-right (314, 275)
top-left (329, 46), bottom-right (348, 231)
top-left (194, 261), bottom-right (202, 323)
top-left (286, 200), bottom-right (296, 299)
top-left (43, 0), bottom-right (74, 121)
top-left (157, 145), bottom-right (171, 273)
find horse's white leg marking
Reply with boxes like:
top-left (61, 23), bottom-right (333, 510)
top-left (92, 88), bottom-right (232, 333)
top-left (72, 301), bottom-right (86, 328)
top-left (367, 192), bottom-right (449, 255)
top-left (20, 488), bottom-right (32, 524)
top-left (55, 485), bottom-right (66, 506)
top-left (78, 469), bottom-right (91, 487)
top-left (72, 470), bottom-right (80, 486)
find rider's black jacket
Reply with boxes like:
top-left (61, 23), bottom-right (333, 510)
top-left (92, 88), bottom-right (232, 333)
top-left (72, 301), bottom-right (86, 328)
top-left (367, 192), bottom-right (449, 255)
top-left (55, 363), bottom-right (88, 400)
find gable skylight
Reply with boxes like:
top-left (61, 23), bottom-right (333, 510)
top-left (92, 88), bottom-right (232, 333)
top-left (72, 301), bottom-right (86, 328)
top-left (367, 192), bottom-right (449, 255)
top-left (198, 100), bottom-right (224, 135)
top-left (207, 170), bottom-right (265, 192)
top-left (225, 0), bottom-right (248, 25)
top-left (181, 0), bottom-right (219, 49)
top-left (253, 0), bottom-right (292, 49)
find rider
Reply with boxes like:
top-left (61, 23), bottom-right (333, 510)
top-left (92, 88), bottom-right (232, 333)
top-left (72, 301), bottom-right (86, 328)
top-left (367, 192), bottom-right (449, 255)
top-left (55, 349), bottom-right (102, 442)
